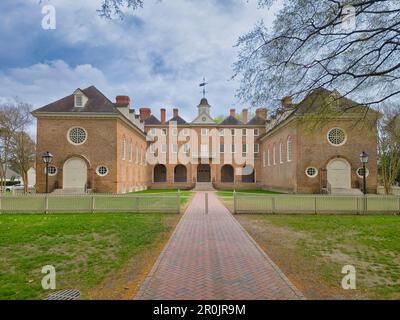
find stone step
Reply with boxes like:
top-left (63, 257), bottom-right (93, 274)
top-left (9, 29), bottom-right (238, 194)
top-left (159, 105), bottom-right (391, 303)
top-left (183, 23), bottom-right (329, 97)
top-left (52, 188), bottom-right (88, 195)
top-left (193, 182), bottom-right (215, 191)
top-left (330, 188), bottom-right (363, 196)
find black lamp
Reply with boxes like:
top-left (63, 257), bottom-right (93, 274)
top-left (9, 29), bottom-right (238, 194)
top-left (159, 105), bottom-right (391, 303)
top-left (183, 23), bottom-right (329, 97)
top-left (42, 151), bottom-right (53, 194)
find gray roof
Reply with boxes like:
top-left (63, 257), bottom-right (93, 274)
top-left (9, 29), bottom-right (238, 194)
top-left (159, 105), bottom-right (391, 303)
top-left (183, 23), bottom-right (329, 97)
top-left (167, 116), bottom-right (188, 125)
top-left (247, 115), bottom-right (265, 125)
top-left (5, 168), bottom-right (21, 180)
top-left (33, 86), bottom-right (119, 114)
top-left (219, 116), bottom-right (243, 125)
top-left (145, 115), bottom-right (162, 125)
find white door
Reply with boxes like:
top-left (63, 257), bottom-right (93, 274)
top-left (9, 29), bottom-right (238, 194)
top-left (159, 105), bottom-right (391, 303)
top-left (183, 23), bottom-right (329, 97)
top-left (327, 159), bottom-right (351, 189)
top-left (63, 158), bottom-right (87, 189)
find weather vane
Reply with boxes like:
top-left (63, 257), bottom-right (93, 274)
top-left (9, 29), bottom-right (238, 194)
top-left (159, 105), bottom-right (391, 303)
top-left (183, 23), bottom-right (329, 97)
top-left (199, 77), bottom-right (208, 98)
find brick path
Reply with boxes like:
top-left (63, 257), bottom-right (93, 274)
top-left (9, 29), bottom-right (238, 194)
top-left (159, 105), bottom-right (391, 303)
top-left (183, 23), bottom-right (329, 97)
top-left (135, 192), bottom-right (304, 300)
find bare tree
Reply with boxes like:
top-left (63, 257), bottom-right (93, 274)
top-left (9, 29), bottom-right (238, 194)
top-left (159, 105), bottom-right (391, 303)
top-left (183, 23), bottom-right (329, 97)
top-left (0, 102), bottom-right (33, 193)
top-left (10, 132), bottom-right (36, 193)
top-left (234, 0), bottom-right (400, 109)
top-left (378, 106), bottom-right (400, 194)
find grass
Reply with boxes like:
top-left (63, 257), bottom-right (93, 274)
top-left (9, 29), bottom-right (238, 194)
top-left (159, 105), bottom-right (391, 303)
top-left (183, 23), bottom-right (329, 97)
top-left (133, 189), bottom-right (193, 205)
top-left (216, 189), bottom-right (282, 198)
top-left (236, 214), bottom-right (400, 299)
top-left (0, 213), bottom-right (179, 300)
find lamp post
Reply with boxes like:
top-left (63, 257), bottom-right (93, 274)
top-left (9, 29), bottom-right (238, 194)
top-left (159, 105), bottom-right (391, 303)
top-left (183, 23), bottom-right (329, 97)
top-left (360, 151), bottom-right (369, 195)
top-left (42, 152), bottom-right (53, 194)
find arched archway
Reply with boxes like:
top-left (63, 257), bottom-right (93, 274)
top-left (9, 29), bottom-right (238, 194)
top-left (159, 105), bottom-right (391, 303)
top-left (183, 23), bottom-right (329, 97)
top-left (154, 164), bottom-right (167, 183)
top-left (221, 165), bottom-right (234, 183)
top-left (174, 165), bottom-right (187, 183)
top-left (242, 165), bottom-right (255, 183)
top-left (327, 158), bottom-right (351, 189)
top-left (63, 157), bottom-right (88, 189)
top-left (197, 164), bottom-right (211, 182)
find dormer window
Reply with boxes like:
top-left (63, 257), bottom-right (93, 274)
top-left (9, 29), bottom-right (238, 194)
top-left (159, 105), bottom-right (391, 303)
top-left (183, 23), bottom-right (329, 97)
top-left (75, 95), bottom-right (83, 108)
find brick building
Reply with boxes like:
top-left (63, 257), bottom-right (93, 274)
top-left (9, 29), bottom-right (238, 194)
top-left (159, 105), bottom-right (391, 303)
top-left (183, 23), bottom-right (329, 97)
top-left (33, 86), bottom-right (379, 194)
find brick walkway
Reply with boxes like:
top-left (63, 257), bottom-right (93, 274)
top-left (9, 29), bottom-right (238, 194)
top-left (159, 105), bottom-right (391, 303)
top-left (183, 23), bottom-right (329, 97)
top-left (135, 192), bottom-right (304, 300)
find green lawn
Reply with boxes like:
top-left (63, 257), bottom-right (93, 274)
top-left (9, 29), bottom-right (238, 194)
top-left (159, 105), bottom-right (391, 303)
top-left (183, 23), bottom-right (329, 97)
top-left (0, 213), bottom-right (179, 300)
top-left (237, 215), bottom-right (400, 299)
top-left (216, 189), bottom-right (282, 198)
top-left (133, 189), bottom-right (193, 205)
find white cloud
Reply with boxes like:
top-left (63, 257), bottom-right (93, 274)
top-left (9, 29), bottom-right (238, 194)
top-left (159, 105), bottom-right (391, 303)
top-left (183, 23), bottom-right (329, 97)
top-left (2, 0), bottom-right (282, 120)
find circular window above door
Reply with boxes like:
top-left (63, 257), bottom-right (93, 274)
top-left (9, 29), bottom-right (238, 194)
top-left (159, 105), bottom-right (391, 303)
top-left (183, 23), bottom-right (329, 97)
top-left (68, 127), bottom-right (87, 145)
top-left (327, 128), bottom-right (347, 146)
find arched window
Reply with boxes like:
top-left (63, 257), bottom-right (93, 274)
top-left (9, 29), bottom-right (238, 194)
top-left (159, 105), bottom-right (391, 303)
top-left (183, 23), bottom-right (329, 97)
top-left (287, 136), bottom-right (293, 162)
top-left (280, 143), bottom-right (284, 164)
top-left (121, 138), bottom-right (126, 160)
top-left (267, 148), bottom-right (271, 166)
top-left (221, 165), bottom-right (234, 183)
top-left (129, 141), bottom-right (133, 162)
top-left (154, 165), bottom-right (167, 183)
top-left (273, 144), bottom-right (276, 165)
top-left (242, 165), bottom-right (255, 183)
top-left (174, 165), bottom-right (187, 183)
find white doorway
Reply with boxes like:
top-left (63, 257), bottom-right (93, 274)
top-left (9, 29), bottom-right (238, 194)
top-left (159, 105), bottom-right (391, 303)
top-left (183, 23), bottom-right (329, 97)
top-left (327, 158), bottom-right (351, 189)
top-left (63, 158), bottom-right (87, 189)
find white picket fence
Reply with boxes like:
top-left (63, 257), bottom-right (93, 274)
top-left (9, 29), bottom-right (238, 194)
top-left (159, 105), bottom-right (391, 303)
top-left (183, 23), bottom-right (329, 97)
top-left (0, 193), bottom-right (182, 214)
top-left (233, 193), bottom-right (400, 215)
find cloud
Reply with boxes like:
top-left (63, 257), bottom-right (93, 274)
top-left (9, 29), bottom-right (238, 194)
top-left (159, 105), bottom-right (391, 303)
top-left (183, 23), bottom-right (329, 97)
top-left (0, 0), bottom-right (282, 121)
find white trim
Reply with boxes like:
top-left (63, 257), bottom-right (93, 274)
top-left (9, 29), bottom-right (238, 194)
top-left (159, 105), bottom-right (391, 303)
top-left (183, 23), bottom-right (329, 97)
top-left (96, 165), bottom-right (109, 177)
top-left (327, 127), bottom-right (347, 146)
top-left (67, 127), bottom-right (87, 146)
top-left (305, 167), bottom-right (319, 178)
top-left (45, 166), bottom-right (58, 176)
top-left (356, 167), bottom-right (370, 178)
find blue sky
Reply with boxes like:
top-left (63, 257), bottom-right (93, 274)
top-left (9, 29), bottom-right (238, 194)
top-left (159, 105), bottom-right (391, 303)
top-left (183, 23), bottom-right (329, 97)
top-left (0, 0), bottom-right (281, 121)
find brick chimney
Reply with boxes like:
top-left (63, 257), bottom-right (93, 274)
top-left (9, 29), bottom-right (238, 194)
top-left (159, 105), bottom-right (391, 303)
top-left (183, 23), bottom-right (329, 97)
top-left (242, 108), bottom-right (248, 123)
top-left (161, 109), bottom-right (166, 125)
top-left (281, 96), bottom-right (293, 108)
top-left (173, 108), bottom-right (179, 118)
top-left (116, 96), bottom-right (130, 105)
top-left (139, 108), bottom-right (151, 122)
top-left (230, 109), bottom-right (236, 117)
top-left (256, 108), bottom-right (267, 120)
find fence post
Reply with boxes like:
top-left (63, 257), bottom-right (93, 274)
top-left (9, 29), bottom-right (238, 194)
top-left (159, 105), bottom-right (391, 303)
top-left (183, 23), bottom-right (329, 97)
top-left (177, 190), bottom-right (181, 214)
top-left (91, 195), bottom-right (95, 214)
top-left (136, 196), bottom-right (140, 213)
top-left (233, 190), bottom-right (237, 214)
top-left (272, 197), bottom-right (276, 215)
top-left (205, 193), bottom-right (208, 215)
top-left (45, 195), bottom-right (49, 214)
top-left (314, 196), bottom-right (318, 215)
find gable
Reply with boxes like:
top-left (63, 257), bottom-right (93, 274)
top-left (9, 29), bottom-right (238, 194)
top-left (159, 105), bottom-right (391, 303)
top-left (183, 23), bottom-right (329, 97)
top-left (191, 111), bottom-right (215, 124)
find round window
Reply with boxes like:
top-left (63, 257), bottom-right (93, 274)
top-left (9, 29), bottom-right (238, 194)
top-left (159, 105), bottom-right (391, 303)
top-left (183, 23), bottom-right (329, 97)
top-left (327, 128), bottom-right (346, 146)
top-left (306, 167), bottom-right (318, 178)
top-left (45, 166), bottom-right (57, 176)
top-left (68, 127), bottom-right (87, 145)
top-left (356, 167), bottom-right (370, 178)
top-left (96, 166), bottom-right (109, 177)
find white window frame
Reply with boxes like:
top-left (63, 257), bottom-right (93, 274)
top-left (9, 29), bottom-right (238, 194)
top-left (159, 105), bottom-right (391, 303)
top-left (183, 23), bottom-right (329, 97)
top-left (183, 128), bottom-right (189, 136)
top-left (161, 144), bottom-right (167, 154)
top-left (136, 145), bottom-right (139, 164)
top-left (254, 144), bottom-right (260, 154)
top-left (201, 128), bottom-right (209, 136)
top-left (273, 144), bottom-right (276, 165)
top-left (287, 137), bottom-right (293, 162)
top-left (231, 144), bottom-right (235, 153)
top-left (172, 128), bottom-right (178, 136)
top-left (172, 144), bottom-right (178, 154)
top-left (305, 167), bottom-right (319, 178)
top-left (231, 129), bottom-right (236, 136)
top-left (150, 144), bottom-right (156, 154)
top-left (67, 127), bottom-right (87, 146)
top-left (122, 138), bottom-right (126, 160)
top-left (254, 129), bottom-right (259, 136)
top-left (263, 151), bottom-right (266, 167)
top-left (242, 128), bottom-right (247, 136)
top-left (96, 165), bottom-right (109, 177)
top-left (183, 143), bottom-right (190, 154)
top-left (242, 144), bottom-right (247, 154)
top-left (219, 128), bottom-right (225, 137)
top-left (150, 128), bottom-right (156, 136)
top-left (327, 127), bottom-right (347, 147)
top-left (220, 144), bottom-right (225, 153)
top-left (161, 128), bottom-right (167, 136)
top-left (280, 143), bottom-right (284, 164)
top-left (129, 142), bottom-right (133, 162)
top-left (356, 167), bottom-right (370, 178)
top-left (45, 166), bottom-right (58, 176)
top-left (75, 95), bottom-right (83, 108)
top-left (267, 149), bottom-right (271, 166)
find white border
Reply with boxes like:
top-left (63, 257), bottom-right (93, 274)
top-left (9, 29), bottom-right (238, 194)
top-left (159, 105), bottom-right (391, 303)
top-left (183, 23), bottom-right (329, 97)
top-left (96, 165), bottom-right (109, 177)
top-left (356, 167), bottom-right (370, 178)
top-left (305, 167), bottom-right (319, 178)
top-left (327, 127), bottom-right (347, 147)
top-left (45, 166), bottom-right (58, 176)
top-left (67, 127), bottom-right (87, 146)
